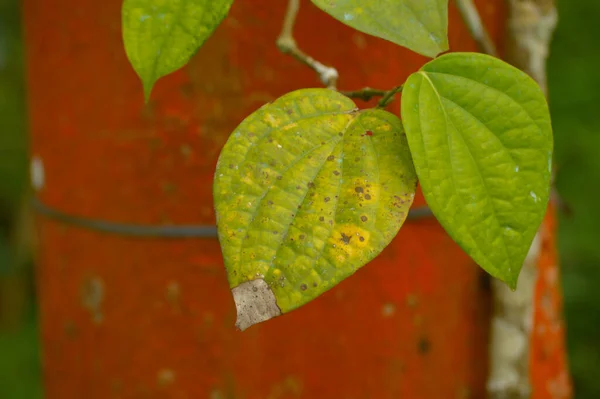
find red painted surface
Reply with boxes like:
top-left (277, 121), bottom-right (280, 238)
top-left (23, 0), bottom-right (569, 397)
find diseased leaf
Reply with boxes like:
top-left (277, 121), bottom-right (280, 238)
top-left (401, 52), bottom-right (553, 288)
top-left (214, 89), bottom-right (417, 330)
top-left (122, 0), bottom-right (233, 100)
top-left (311, 0), bottom-right (448, 58)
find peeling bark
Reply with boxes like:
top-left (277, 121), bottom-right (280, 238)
top-left (488, 234), bottom-right (541, 398)
top-left (487, 1), bottom-right (566, 398)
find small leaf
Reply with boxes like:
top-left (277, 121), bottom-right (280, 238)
top-left (214, 89), bottom-right (417, 330)
top-left (311, 0), bottom-right (448, 58)
top-left (401, 52), bottom-right (553, 288)
top-left (122, 0), bottom-right (233, 100)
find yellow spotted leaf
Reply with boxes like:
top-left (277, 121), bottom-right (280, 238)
top-left (214, 89), bottom-right (417, 330)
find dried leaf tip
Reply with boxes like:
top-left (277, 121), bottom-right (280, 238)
top-left (232, 279), bottom-right (282, 331)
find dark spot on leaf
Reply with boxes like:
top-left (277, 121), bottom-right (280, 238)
top-left (313, 282), bottom-right (318, 287)
top-left (338, 132), bottom-right (343, 136)
top-left (276, 175), bottom-right (282, 180)
top-left (355, 187), bottom-right (364, 193)
top-left (300, 284), bottom-right (307, 291)
top-left (365, 130), bottom-right (373, 136)
top-left (299, 235), bottom-right (305, 240)
top-left (365, 194), bottom-right (372, 200)
top-left (319, 216), bottom-right (325, 222)
top-left (359, 236), bottom-right (365, 242)
top-left (324, 197), bottom-right (330, 202)
top-left (296, 185), bottom-right (301, 190)
top-left (333, 170), bottom-right (340, 176)
top-left (327, 155), bottom-right (335, 161)
top-left (307, 182), bottom-right (315, 189)
top-left (286, 109), bottom-right (293, 115)
top-left (340, 233), bottom-right (352, 244)
top-left (361, 215), bottom-right (368, 222)
top-left (418, 337), bottom-right (431, 354)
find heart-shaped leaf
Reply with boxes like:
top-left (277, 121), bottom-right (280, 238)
top-left (311, 0), bottom-right (449, 58)
top-left (401, 52), bottom-right (553, 288)
top-left (122, 0), bottom-right (233, 100)
top-left (214, 89), bottom-right (417, 330)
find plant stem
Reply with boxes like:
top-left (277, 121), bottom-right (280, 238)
top-left (277, 0), bottom-right (339, 88)
top-left (455, 0), bottom-right (497, 56)
top-left (340, 87), bottom-right (388, 102)
top-left (376, 85), bottom-right (404, 108)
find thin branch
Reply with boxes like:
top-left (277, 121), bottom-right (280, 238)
top-left (340, 87), bottom-right (388, 102)
top-left (455, 0), bottom-right (497, 56)
top-left (277, 0), bottom-right (339, 88)
top-left (377, 85), bottom-right (404, 108)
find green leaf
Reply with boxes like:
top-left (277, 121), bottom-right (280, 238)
top-left (311, 0), bottom-right (448, 58)
top-left (401, 52), bottom-right (553, 288)
top-left (214, 89), bottom-right (417, 330)
top-left (122, 0), bottom-right (233, 100)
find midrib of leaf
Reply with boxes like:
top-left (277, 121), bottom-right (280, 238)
top-left (234, 135), bottom-right (343, 272)
top-left (148, 0), bottom-right (189, 94)
top-left (264, 140), bottom-right (345, 288)
top-left (418, 71), bottom-right (510, 270)
top-left (229, 108), bottom-right (353, 196)
top-left (425, 71), bottom-right (543, 135)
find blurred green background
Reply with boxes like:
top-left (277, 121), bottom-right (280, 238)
top-left (0, 0), bottom-right (599, 398)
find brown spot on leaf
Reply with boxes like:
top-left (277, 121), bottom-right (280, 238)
top-left (340, 232), bottom-right (352, 244)
top-left (355, 187), bottom-right (364, 193)
top-left (333, 170), bottom-right (340, 176)
top-left (361, 215), bottom-right (368, 222)
top-left (300, 284), bottom-right (307, 291)
top-left (365, 194), bottom-right (372, 200)
top-left (324, 197), bottom-right (330, 202)
top-left (327, 155), bottom-right (335, 161)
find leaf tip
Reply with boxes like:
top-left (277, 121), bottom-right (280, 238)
top-left (232, 279), bottom-right (282, 331)
top-left (142, 79), bottom-right (156, 103)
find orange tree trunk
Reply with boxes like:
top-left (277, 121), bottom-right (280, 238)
top-left (23, 0), bottom-right (568, 398)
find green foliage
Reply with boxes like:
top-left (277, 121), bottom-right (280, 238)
top-left (401, 53), bottom-right (553, 288)
top-left (122, 0), bottom-right (233, 100)
top-left (311, 0), bottom-right (449, 58)
top-left (122, 0), bottom-right (553, 321)
top-left (214, 89), bottom-right (417, 313)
